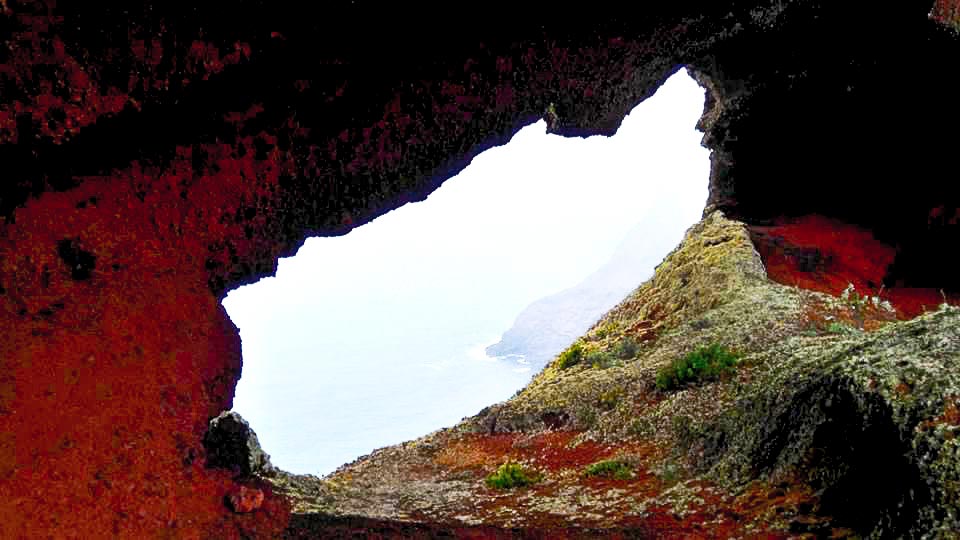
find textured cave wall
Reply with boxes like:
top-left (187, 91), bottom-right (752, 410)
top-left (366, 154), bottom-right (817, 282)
top-left (691, 1), bottom-right (960, 293)
top-left (1, 0), bottom-right (958, 536)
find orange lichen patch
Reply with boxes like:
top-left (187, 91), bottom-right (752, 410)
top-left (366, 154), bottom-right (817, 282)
top-left (919, 396), bottom-right (960, 434)
top-left (628, 318), bottom-right (660, 343)
top-left (435, 432), bottom-right (615, 475)
top-left (435, 432), bottom-right (665, 482)
top-left (434, 434), bottom-right (522, 473)
top-left (476, 465), bottom-right (829, 536)
top-left (931, 0), bottom-right (960, 30)
top-left (517, 432), bottom-right (611, 472)
top-left (799, 293), bottom-right (896, 334)
top-left (725, 480), bottom-right (846, 537)
top-left (941, 398), bottom-right (960, 426)
top-left (750, 214), bottom-right (959, 320)
top-left (429, 429), bottom-right (839, 537)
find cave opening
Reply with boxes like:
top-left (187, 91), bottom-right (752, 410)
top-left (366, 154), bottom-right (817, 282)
top-left (220, 68), bottom-right (710, 476)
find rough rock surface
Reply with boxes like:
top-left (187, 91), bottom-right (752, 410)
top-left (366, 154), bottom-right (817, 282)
top-left (204, 410), bottom-right (275, 479)
top-left (227, 485), bottom-right (267, 514)
top-left (1, 0), bottom-right (959, 537)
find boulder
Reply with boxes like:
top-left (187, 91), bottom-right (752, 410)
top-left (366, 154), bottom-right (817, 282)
top-left (203, 411), bottom-right (275, 479)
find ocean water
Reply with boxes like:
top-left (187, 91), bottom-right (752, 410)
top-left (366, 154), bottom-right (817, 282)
top-left (231, 329), bottom-right (532, 476)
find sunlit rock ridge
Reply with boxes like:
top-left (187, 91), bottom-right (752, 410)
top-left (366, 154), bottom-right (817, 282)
top-left (1, 1), bottom-right (959, 537)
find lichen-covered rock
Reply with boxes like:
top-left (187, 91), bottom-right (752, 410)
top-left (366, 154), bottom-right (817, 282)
top-left (466, 210), bottom-right (805, 436)
top-left (697, 304), bottom-right (960, 537)
top-left (204, 411), bottom-right (275, 479)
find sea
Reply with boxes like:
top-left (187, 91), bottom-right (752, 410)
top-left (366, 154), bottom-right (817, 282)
top-left (230, 328), bottom-right (534, 476)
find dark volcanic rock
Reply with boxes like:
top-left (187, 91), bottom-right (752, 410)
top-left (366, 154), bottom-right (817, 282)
top-left (204, 411), bottom-right (275, 479)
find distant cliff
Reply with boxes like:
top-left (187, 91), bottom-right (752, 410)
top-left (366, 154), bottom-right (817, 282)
top-left (486, 200), bottom-right (699, 368)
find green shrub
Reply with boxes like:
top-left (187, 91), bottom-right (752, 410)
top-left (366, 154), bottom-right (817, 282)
top-left (575, 406), bottom-right (599, 429)
top-left (556, 341), bottom-right (585, 370)
top-left (595, 322), bottom-right (617, 339)
top-left (485, 462), bottom-right (542, 490)
top-left (598, 388), bottom-right (622, 411)
top-left (584, 459), bottom-right (633, 480)
top-left (586, 350), bottom-right (615, 369)
top-left (628, 418), bottom-right (654, 438)
top-left (655, 343), bottom-right (740, 391)
top-left (654, 461), bottom-right (682, 486)
top-left (826, 321), bottom-right (854, 334)
top-left (613, 336), bottom-right (639, 359)
top-left (800, 327), bottom-right (819, 337)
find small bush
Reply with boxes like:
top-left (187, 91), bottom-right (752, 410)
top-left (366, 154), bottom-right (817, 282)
top-left (655, 343), bottom-right (740, 391)
top-left (584, 459), bottom-right (633, 480)
top-left (800, 327), bottom-right (819, 337)
top-left (485, 462), bottom-right (542, 490)
top-left (586, 350), bottom-right (615, 369)
top-left (613, 336), bottom-right (639, 359)
top-left (556, 341), bottom-right (584, 370)
top-left (595, 322), bottom-right (617, 339)
top-left (598, 388), bottom-right (622, 411)
top-left (628, 418), bottom-right (654, 438)
top-left (654, 461), bottom-right (682, 486)
top-left (574, 406), bottom-right (599, 429)
top-left (826, 321), bottom-right (854, 334)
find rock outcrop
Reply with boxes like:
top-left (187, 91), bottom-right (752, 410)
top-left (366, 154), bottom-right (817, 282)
top-left (204, 411), bottom-right (275, 479)
top-left (1, 0), bottom-right (958, 537)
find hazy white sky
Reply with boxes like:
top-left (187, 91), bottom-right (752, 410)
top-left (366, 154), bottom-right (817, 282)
top-left (222, 68), bottom-right (709, 474)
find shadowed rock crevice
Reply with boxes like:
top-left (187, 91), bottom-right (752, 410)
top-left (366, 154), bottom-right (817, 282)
top-left (690, 2), bottom-right (960, 301)
top-left (803, 390), bottom-right (925, 535)
top-left (56, 238), bottom-right (96, 280)
top-left (694, 311), bottom-right (960, 538)
top-left (745, 381), bottom-right (926, 535)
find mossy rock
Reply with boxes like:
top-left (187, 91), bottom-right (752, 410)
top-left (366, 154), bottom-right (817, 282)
top-left (692, 306), bottom-right (960, 537)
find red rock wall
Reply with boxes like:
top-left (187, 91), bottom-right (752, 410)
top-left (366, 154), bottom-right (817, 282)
top-left (0, 170), bottom-right (291, 536)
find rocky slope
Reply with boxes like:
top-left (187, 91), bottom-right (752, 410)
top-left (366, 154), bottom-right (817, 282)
top-left (270, 211), bottom-right (960, 538)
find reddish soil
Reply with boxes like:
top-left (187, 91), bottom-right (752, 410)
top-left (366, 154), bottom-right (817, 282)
top-left (430, 430), bottom-right (844, 538)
